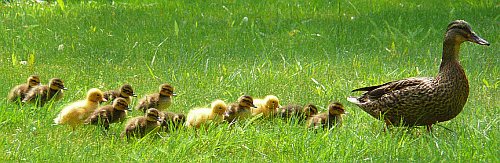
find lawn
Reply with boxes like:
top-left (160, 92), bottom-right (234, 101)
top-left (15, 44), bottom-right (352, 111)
top-left (0, 0), bottom-right (499, 162)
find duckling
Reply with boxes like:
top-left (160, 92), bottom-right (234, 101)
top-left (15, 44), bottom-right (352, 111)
top-left (280, 104), bottom-right (318, 123)
top-left (102, 84), bottom-right (137, 104)
top-left (251, 95), bottom-right (281, 118)
top-left (84, 97), bottom-right (131, 130)
top-left (22, 78), bottom-right (68, 107)
top-left (185, 100), bottom-right (228, 129)
top-left (307, 102), bottom-right (348, 129)
top-left (159, 111), bottom-right (186, 132)
top-left (54, 88), bottom-right (107, 131)
top-left (121, 108), bottom-right (162, 138)
top-left (347, 20), bottom-right (490, 131)
top-left (135, 84), bottom-right (177, 113)
top-left (224, 95), bottom-right (257, 123)
top-left (8, 75), bottom-right (41, 104)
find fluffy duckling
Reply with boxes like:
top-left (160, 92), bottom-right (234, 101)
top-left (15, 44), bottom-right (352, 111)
top-left (22, 78), bottom-right (68, 107)
top-left (102, 84), bottom-right (137, 104)
top-left (8, 75), bottom-right (41, 104)
top-left (54, 88), bottom-right (107, 131)
top-left (135, 84), bottom-right (177, 113)
top-left (84, 97), bottom-right (131, 130)
top-left (251, 95), bottom-right (281, 118)
top-left (185, 100), bottom-right (228, 129)
top-left (224, 95), bottom-right (256, 122)
top-left (159, 111), bottom-right (186, 132)
top-left (279, 104), bottom-right (319, 123)
top-left (307, 102), bottom-right (348, 129)
top-left (121, 108), bottom-right (162, 138)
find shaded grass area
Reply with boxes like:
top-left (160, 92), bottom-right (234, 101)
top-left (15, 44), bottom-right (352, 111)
top-left (0, 0), bottom-right (499, 162)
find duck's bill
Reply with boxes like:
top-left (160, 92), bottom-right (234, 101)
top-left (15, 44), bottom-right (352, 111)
top-left (101, 98), bottom-right (108, 102)
top-left (127, 107), bottom-right (132, 111)
top-left (222, 112), bottom-right (229, 117)
top-left (62, 86), bottom-right (68, 90)
top-left (157, 117), bottom-right (163, 122)
top-left (132, 93), bottom-right (138, 97)
top-left (172, 93), bottom-right (178, 97)
top-left (251, 104), bottom-right (257, 108)
top-left (343, 111), bottom-right (349, 115)
top-left (469, 34), bottom-right (490, 46)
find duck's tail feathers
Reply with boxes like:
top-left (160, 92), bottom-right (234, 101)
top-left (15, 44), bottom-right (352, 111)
top-left (347, 97), bottom-right (363, 105)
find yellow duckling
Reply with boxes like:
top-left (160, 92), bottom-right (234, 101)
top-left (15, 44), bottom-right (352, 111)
top-left (84, 97), bottom-right (131, 130)
top-left (307, 102), bottom-right (348, 129)
top-left (279, 104), bottom-right (319, 123)
top-left (185, 100), bottom-right (228, 129)
top-left (8, 75), bottom-right (41, 104)
top-left (135, 84), bottom-right (177, 113)
top-left (159, 111), bottom-right (186, 132)
top-left (121, 108), bottom-right (162, 138)
top-left (224, 95), bottom-right (256, 123)
top-left (54, 88), bottom-right (107, 131)
top-left (251, 95), bottom-right (281, 118)
top-left (22, 78), bottom-right (68, 107)
top-left (102, 84), bottom-right (137, 104)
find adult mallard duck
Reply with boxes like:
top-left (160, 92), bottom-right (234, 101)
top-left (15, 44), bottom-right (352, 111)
top-left (347, 20), bottom-right (490, 131)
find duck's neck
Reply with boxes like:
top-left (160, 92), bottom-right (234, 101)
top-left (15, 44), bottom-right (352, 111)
top-left (437, 39), bottom-right (466, 79)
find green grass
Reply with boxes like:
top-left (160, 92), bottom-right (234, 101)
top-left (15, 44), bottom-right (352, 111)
top-left (1, 0), bottom-right (499, 162)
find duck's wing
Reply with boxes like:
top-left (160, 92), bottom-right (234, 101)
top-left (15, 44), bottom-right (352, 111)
top-left (352, 77), bottom-right (432, 101)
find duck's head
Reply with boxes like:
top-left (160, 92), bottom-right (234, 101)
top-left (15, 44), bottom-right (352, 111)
top-left (328, 102), bottom-right (348, 115)
top-left (211, 100), bottom-right (228, 116)
top-left (27, 75), bottom-right (41, 87)
top-left (303, 104), bottom-right (318, 117)
top-left (120, 84), bottom-right (137, 98)
top-left (146, 108), bottom-right (162, 122)
top-left (445, 20), bottom-right (490, 46)
top-left (113, 97), bottom-right (131, 111)
top-left (238, 95), bottom-right (257, 108)
top-left (48, 78), bottom-right (68, 90)
top-left (264, 95), bottom-right (281, 110)
top-left (159, 84), bottom-right (177, 97)
top-left (87, 88), bottom-right (107, 103)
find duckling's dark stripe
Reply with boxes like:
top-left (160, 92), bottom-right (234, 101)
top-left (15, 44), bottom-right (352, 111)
top-left (241, 99), bottom-right (253, 104)
top-left (122, 90), bottom-right (133, 94)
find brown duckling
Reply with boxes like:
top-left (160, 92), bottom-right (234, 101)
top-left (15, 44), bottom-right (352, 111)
top-left (347, 20), bottom-right (490, 131)
top-left (121, 108), bottom-right (162, 138)
top-left (102, 84), bottom-right (137, 104)
top-left (54, 88), bottom-right (107, 131)
top-left (185, 100), bottom-right (228, 129)
top-left (307, 102), bottom-right (348, 129)
top-left (135, 84), bottom-right (177, 113)
top-left (251, 95), bottom-right (281, 118)
top-left (22, 78), bottom-right (68, 107)
top-left (279, 104), bottom-right (318, 123)
top-left (84, 97), bottom-right (131, 130)
top-left (224, 95), bottom-right (257, 122)
top-left (159, 111), bottom-right (186, 132)
top-left (8, 75), bottom-right (41, 104)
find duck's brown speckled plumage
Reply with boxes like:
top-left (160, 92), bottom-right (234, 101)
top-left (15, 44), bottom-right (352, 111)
top-left (279, 104), bottom-right (318, 123)
top-left (84, 97), bottom-right (131, 130)
top-left (347, 20), bottom-right (490, 129)
top-left (22, 78), bottom-right (68, 107)
top-left (102, 84), bottom-right (137, 104)
top-left (224, 95), bottom-right (256, 122)
top-left (159, 111), bottom-right (185, 132)
top-left (135, 84), bottom-right (177, 113)
top-left (8, 75), bottom-right (41, 104)
top-left (307, 102), bottom-right (348, 129)
top-left (121, 108), bottom-right (162, 138)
